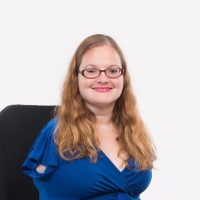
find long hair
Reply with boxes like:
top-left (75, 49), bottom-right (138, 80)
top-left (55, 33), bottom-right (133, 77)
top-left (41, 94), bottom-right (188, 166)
top-left (54, 34), bottom-right (156, 170)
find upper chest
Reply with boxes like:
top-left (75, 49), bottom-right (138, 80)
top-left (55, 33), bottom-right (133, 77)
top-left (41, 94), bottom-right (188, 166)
top-left (95, 125), bottom-right (126, 171)
top-left (34, 153), bottom-right (152, 199)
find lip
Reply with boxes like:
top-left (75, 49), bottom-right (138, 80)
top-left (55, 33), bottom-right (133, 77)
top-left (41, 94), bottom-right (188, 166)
top-left (93, 87), bottom-right (112, 92)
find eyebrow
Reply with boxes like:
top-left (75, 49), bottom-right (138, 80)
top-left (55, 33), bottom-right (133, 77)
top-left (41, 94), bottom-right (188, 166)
top-left (81, 64), bottom-right (121, 69)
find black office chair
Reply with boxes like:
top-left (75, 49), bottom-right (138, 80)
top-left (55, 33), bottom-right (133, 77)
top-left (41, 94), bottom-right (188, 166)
top-left (0, 105), bottom-right (57, 200)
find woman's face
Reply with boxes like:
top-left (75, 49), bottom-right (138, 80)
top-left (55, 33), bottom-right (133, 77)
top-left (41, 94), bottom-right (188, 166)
top-left (78, 45), bottom-right (124, 109)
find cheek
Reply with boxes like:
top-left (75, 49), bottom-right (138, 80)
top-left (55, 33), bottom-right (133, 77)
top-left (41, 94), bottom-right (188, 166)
top-left (78, 77), bottom-right (92, 95)
top-left (117, 79), bottom-right (124, 97)
top-left (78, 77), bottom-right (84, 95)
top-left (115, 78), bottom-right (124, 91)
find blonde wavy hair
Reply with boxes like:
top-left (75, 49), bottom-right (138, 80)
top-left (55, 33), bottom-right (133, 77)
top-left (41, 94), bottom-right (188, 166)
top-left (54, 34), bottom-right (156, 170)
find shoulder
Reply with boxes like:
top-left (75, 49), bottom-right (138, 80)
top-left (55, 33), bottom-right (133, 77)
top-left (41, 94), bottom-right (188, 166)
top-left (38, 116), bottom-right (59, 138)
top-left (21, 116), bottom-right (59, 178)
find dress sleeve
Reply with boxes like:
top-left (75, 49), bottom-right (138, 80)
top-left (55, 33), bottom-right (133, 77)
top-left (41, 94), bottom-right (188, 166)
top-left (22, 117), bottom-right (59, 179)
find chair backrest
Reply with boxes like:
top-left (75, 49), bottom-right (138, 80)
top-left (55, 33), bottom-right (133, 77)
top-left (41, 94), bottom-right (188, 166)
top-left (0, 105), bottom-right (56, 200)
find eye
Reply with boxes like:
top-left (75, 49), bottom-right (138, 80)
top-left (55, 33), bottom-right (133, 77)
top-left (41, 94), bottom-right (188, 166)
top-left (86, 68), bottom-right (98, 74)
top-left (107, 68), bottom-right (119, 74)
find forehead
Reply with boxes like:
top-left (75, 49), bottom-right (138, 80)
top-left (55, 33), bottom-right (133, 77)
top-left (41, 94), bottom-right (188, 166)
top-left (80, 45), bottom-right (121, 68)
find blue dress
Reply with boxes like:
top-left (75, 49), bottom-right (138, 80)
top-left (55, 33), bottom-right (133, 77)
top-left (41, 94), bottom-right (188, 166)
top-left (22, 117), bottom-right (152, 200)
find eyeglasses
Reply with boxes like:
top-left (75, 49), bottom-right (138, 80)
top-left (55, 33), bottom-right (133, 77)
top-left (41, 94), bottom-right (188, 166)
top-left (78, 67), bottom-right (123, 79)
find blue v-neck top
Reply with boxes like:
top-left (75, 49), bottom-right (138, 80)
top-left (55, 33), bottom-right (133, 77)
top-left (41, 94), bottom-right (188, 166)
top-left (22, 118), bottom-right (152, 200)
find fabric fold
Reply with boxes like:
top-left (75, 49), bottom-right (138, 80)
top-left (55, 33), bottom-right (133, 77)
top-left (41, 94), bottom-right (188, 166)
top-left (22, 117), bottom-right (59, 178)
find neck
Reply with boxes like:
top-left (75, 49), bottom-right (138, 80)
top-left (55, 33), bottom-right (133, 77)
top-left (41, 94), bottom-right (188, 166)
top-left (85, 103), bottom-right (114, 125)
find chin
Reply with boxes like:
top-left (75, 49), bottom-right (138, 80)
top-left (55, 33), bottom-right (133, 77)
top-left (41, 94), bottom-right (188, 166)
top-left (85, 100), bottom-right (116, 109)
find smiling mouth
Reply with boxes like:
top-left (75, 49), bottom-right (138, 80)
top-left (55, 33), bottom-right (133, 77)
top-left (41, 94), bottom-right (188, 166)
top-left (93, 87), bottom-right (112, 92)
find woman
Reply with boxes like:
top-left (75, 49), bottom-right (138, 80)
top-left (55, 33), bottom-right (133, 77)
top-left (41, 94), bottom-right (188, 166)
top-left (22, 34), bottom-right (156, 200)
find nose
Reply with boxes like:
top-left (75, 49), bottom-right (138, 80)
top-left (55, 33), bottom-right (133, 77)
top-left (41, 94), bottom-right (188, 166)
top-left (96, 71), bottom-right (109, 83)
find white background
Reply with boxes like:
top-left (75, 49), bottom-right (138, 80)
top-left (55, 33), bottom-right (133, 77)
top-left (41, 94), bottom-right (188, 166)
top-left (0, 0), bottom-right (200, 199)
